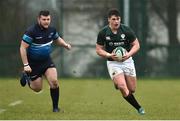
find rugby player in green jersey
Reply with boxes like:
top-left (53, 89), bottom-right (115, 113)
top-left (96, 8), bottom-right (145, 115)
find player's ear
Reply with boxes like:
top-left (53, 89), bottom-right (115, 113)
top-left (119, 17), bottom-right (121, 21)
top-left (108, 17), bottom-right (111, 23)
top-left (37, 17), bottom-right (40, 24)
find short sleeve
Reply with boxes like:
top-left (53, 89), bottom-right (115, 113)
top-left (22, 29), bottom-right (33, 44)
top-left (96, 31), bottom-right (105, 45)
top-left (126, 27), bottom-right (137, 43)
top-left (52, 31), bottom-right (60, 40)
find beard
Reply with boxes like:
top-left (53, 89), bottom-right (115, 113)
top-left (39, 22), bottom-right (49, 29)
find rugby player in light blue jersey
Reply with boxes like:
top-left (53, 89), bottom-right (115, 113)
top-left (20, 10), bottom-right (71, 112)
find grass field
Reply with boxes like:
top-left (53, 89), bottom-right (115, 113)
top-left (0, 78), bottom-right (180, 120)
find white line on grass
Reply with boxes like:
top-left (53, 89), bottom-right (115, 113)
top-left (0, 109), bottom-right (6, 114)
top-left (9, 100), bottom-right (23, 107)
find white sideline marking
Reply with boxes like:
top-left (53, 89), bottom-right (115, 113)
top-left (9, 100), bottom-right (23, 106)
top-left (0, 109), bottom-right (6, 114)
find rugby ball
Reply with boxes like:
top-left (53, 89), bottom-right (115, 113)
top-left (113, 47), bottom-right (127, 61)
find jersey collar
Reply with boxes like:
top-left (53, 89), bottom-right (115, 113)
top-left (107, 25), bottom-right (120, 35)
top-left (36, 23), bottom-right (48, 31)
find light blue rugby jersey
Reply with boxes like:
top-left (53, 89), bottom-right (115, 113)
top-left (22, 24), bottom-right (60, 61)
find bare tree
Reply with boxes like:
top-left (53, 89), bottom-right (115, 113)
top-left (151, 0), bottom-right (180, 76)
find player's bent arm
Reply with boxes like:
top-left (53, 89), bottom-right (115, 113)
top-left (20, 41), bottom-right (32, 72)
top-left (55, 37), bottom-right (71, 50)
top-left (20, 41), bottom-right (29, 65)
top-left (128, 39), bottom-right (140, 57)
top-left (96, 44), bottom-right (112, 58)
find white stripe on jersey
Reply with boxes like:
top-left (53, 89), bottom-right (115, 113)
top-left (31, 41), bottom-right (53, 47)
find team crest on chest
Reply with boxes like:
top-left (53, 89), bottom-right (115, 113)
top-left (48, 32), bottom-right (54, 38)
top-left (121, 34), bottom-right (125, 39)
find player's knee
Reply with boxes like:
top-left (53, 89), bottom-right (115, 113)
top-left (30, 84), bottom-right (42, 92)
top-left (130, 89), bottom-right (135, 93)
top-left (50, 79), bottom-right (59, 88)
top-left (114, 83), bottom-right (119, 90)
top-left (117, 84), bottom-right (126, 90)
top-left (117, 84), bottom-right (129, 96)
top-left (120, 89), bottom-right (129, 97)
top-left (129, 87), bottom-right (136, 93)
top-left (32, 87), bottom-right (42, 92)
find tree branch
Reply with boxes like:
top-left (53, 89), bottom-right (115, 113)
top-left (151, 0), bottom-right (168, 26)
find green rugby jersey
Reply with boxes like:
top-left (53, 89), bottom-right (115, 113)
top-left (97, 24), bottom-right (137, 55)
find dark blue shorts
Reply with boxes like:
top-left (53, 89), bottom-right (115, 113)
top-left (28, 57), bottom-right (55, 81)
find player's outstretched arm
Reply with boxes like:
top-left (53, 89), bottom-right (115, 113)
top-left (55, 37), bottom-right (71, 50)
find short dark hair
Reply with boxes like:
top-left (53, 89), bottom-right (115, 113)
top-left (107, 8), bottom-right (121, 18)
top-left (38, 10), bottom-right (50, 17)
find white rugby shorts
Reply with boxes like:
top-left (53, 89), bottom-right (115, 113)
top-left (107, 57), bottom-right (136, 79)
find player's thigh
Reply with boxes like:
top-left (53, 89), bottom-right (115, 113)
top-left (114, 73), bottom-right (129, 96)
top-left (30, 77), bottom-right (43, 92)
top-left (123, 59), bottom-right (137, 92)
top-left (125, 75), bottom-right (137, 93)
top-left (113, 73), bottom-right (126, 86)
top-left (107, 61), bottom-right (123, 79)
top-left (45, 67), bottom-right (59, 87)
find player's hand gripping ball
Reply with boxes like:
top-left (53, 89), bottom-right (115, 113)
top-left (113, 47), bottom-right (127, 61)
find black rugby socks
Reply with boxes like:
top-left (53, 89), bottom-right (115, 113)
top-left (50, 87), bottom-right (59, 109)
top-left (124, 93), bottom-right (141, 110)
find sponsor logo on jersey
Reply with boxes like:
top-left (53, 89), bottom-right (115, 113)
top-left (35, 36), bottom-right (43, 39)
top-left (114, 42), bottom-right (124, 46)
top-left (109, 42), bottom-right (114, 46)
top-left (109, 42), bottom-right (113, 46)
top-left (109, 42), bottom-right (124, 46)
top-left (106, 36), bottom-right (111, 40)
